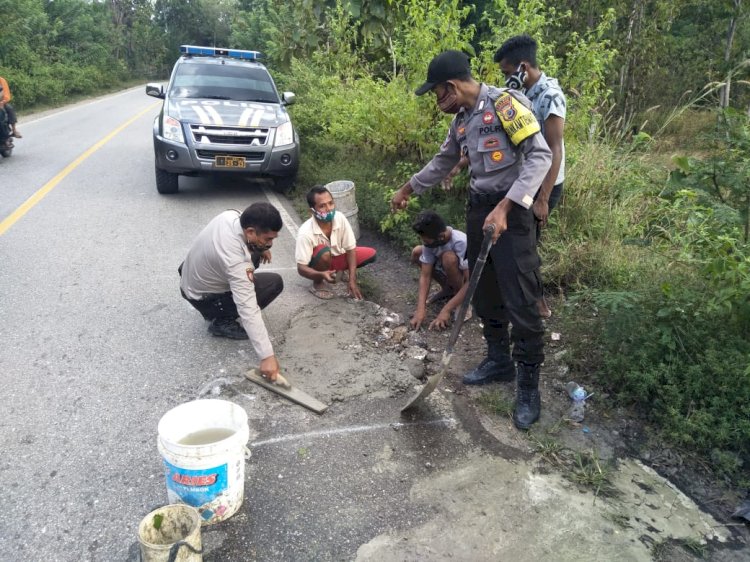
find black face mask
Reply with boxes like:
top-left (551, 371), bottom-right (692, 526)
top-left (247, 241), bottom-right (271, 253)
top-left (424, 238), bottom-right (446, 249)
top-left (505, 63), bottom-right (527, 91)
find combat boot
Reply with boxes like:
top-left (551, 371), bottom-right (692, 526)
top-left (462, 343), bottom-right (515, 385)
top-left (513, 362), bottom-right (541, 429)
top-left (208, 318), bottom-right (248, 340)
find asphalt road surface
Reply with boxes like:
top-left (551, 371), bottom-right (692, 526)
top-left (0, 87), bottom-right (482, 561)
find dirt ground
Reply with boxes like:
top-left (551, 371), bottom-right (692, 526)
top-left (352, 227), bottom-right (750, 561)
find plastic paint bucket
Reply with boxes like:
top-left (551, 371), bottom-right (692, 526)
top-left (138, 504), bottom-right (202, 562)
top-left (157, 399), bottom-right (250, 525)
top-left (326, 180), bottom-right (360, 239)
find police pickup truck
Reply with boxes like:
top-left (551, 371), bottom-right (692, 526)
top-left (146, 45), bottom-right (299, 194)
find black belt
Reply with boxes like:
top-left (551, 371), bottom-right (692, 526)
top-left (468, 191), bottom-right (505, 205)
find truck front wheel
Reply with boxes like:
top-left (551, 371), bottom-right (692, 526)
top-left (155, 167), bottom-right (179, 194)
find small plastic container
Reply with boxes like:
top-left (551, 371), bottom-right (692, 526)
top-left (565, 382), bottom-right (588, 422)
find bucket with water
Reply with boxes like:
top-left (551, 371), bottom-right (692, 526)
top-left (157, 399), bottom-right (250, 525)
top-left (138, 504), bottom-right (202, 562)
top-left (326, 180), bottom-right (360, 239)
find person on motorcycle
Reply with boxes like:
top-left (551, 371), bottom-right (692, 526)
top-left (0, 76), bottom-right (22, 142)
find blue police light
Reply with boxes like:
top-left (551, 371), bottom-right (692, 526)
top-left (179, 45), bottom-right (263, 61)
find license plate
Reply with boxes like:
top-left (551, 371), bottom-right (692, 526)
top-left (214, 155), bottom-right (246, 168)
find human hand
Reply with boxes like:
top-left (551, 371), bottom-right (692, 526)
top-left (321, 270), bottom-right (336, 283)
top-left (348, 280), bottom-right (363, 300)
top-left (260, 250), bottom-right (272, 264)
top-left (483, 200), bottom-right (510, 243)
top-left (429, 310), bottom-right (451, 331)
top-left (259, 355), bottom-right (280, 383)
top-left (533, 199), bottom-right (549, 227)
top-left (390, 184), bottom-right (412, 213)
top-left (409, 310), bottom-right (426, 331)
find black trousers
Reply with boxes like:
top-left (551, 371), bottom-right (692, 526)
top-left (466, 200), bottom-right (545, 365)
top-left (181, 273), bottom-right (283, 321)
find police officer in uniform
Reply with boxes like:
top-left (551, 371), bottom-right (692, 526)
top-left (179, 202), bottom-right (285, 383)
top-left (391, 50), bottom-right (551, 429)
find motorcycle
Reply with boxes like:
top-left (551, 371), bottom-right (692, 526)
top-left (0, 105), bottom-right (13, 158)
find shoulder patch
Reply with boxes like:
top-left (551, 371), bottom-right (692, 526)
top-left (494, 92), bottom-right (540, 145)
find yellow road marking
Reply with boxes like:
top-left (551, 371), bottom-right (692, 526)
top-left (0, 102), bottom-right (160, 236)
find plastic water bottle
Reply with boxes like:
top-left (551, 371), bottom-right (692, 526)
top-left (566, 382), bottom-right (588, 422)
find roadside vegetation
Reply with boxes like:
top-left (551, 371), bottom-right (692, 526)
top-left (2, 0), bottom-right (748, 485)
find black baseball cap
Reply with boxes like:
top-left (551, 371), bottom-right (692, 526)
top-left (415, 50), bottom-right (471, 96)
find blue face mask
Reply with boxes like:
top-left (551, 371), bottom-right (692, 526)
top-left (312, 208), bottom-right (335, 223)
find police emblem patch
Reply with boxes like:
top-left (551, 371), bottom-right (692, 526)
top-left (482, 111), bottom-right (494, 124)
top-left (491, 151), bottom-right (503, 162)
top-left (483, 137), bottom-right (500, 149)
top-left (494, 92), bottom-right (541, 145)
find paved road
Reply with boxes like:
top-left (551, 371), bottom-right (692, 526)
top-left (0, 87), bottom-right (480, 561)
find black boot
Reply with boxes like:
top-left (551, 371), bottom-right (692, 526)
top-left (513, 362), bottom-right (541, 429)
top-left (208, 318), bottom-right (248, 340)
top-left (462, 344), bottom-right (515, 385)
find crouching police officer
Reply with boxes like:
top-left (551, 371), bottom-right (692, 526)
top-left (391, 50), bottom-right (552, 429)
top-left (179, 202), bottom-right (285, 383)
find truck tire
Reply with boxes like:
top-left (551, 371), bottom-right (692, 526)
top-left (155, 166), bottom-right (179, 194)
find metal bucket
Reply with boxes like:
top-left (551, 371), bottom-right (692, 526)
top-left (326, 180), bottom-right (360, 239)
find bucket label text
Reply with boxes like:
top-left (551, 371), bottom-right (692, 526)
top-left (164, 460), bottom-right (228, 506)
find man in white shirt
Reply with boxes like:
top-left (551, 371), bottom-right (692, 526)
top-left (295, 185), bottom-right (377, 300)
top-left (180, 202), bottom-right (284, 382)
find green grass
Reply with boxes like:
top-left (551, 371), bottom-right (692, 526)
top-left (477, 389), bottom-right (514, 417)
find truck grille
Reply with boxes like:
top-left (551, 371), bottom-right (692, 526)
top-left (190, 125), bottom-right (270, 146)
top-left (196, 150), bottom-right (265, 161)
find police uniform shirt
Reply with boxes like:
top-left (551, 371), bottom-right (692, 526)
top-left (420, 227), bottom-right (469, 271)
top-left (525, 72), bottom-right (566, 185)
top-left (180, 210), bottom-right (274, 359)
top-left (410, 84), bottom-right (552, 208)
top-left (295, 211), bottom-right (356, 265)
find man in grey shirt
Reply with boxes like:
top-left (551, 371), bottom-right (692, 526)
top-left (495, 35), bottom-right (567, 318)
top-left (179, 202), bottom-right (284, 382)
top-left (391, 50), bottom-right (551, 429)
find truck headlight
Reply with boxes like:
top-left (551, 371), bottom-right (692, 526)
top-left (274, 121), bottom-right (294, 147)
top-left (162, 115), bottom-right (185, 144)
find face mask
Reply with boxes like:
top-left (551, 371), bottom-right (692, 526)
top-left (312, 208), bottom-right (335, 223)
top-left (423, 237), bottom-right (446, 249)
top-left (436, 84), bottom-right (460, 114)
top-left (247, 241), bottom-right (272, 253)
top-left (505, 64), bottom-right (527, 91)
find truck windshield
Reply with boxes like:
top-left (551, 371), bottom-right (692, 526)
top-left (170, 63), bottom-right (279, 103)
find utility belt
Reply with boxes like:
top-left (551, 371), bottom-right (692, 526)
top-left (467, 191), bottom-right (506, 206)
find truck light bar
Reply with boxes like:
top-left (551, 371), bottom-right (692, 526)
top-left (180, 45), bottom-right (263, 60)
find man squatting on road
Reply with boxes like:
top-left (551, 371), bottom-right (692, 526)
top-left (179, 203), bottom-right (284, 382)
top-left (391, 50), bottom-right (552, 429)
top-left (295, 184), bottom-right (377, 301)
top-left (410, 209), bottom-right (471, 332)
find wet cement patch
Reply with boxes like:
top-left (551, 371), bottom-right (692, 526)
top-left (356, 455), bottom-right (730, 561)
top-left (277, 299), bottom-right (415, 403)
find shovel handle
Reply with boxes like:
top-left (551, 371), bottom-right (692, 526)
top-left (444, 225), bottom-right (496, 355)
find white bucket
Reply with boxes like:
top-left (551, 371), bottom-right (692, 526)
top-left (326, 180), bottom-right (360, 239)
top-left (157, 399), bottom-right (250, 525)
top-left (138, 504), bottom-right (202, 562)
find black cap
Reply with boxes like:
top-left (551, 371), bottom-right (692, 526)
top-left (415, 50), bottom-right (471, 96)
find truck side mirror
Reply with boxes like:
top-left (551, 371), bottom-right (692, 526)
top-left (146, 83), bottom-right (166, 99)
